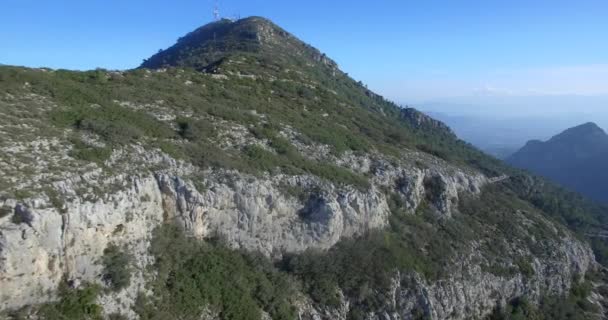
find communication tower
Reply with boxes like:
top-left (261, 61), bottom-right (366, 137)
top-left (213, 1), bottom-right (220, 20)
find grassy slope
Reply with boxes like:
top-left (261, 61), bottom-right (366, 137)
top-left (2, 62), bottom-right (607, 319)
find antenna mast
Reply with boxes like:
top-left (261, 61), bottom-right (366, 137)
top-left (213, 1), bottom-right (220, 20)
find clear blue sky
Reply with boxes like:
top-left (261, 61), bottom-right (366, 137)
top-left (2, 0), bottom-right (607, 102)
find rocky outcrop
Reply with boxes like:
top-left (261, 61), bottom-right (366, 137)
top-left (0, 175), bottom-right (165, 316)
top-left (0, 149), bottom-right (490, 314)
top-left (392, 236), bottom-right (593, 320)
top-left (400, 108), bottom-right (455, 138)
top-left (156, 172), bottom-right (391, 256)
top-left (0, 131), bottom-right (597, 320)
top-left (298, 236), bottom-right (595, 320)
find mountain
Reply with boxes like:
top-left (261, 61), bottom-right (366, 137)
top-left (141, 17), bottom-right (338, 72)
top-left (1, 17), bottom-right (608, 320)
top-left (424, 111), bottom-right (601, 159)
top-left (508, 122), bottom-right (608, 204)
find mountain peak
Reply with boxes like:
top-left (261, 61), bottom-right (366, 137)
top-left (562, 121), bottom-right (604, 133)
top-left (550, 122), bottom-right (606, 144)
top-left (140, 16), bottom-right (338, 73)
top-left (508, 121), bottom-right (608, 204)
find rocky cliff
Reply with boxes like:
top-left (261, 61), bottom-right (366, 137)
top-left (0, 140), bottom-right (487, 307)
top-left (0, 143), bottom-right (597, 319)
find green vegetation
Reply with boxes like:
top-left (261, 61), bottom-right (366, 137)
top-left (135, 190), bottom-right (594, 320)
top-left (43, 187), bottom-right (67, 213)
top-left (0, 65), bottom-right (376, 188)
top-left (135, 225), bottom-right (296, 320)
top-left (69, 138), bottom-right (112, 164)
top-left (102, 244), bottom-right (133, 291)
top-left (487, 279), bottom-right (599, 320)
top-left (280, 185), bottom-right (560, 318)
top-left (176, 116), bottom-right (216, 140)
top-left (37, 282), bottom-right (103, 320)
top-left (0, 206), bottom-right (12, 218)
top-left (249, 123), bottom-right (369, 186)
top-left (4, 282), bottom-right (104, 320)
top-left (504, 174), bottom-right (608, 265)
top-left (50, 103), bottom-right (174, 146)
top-left (139, 209), bottom-right (523, 319)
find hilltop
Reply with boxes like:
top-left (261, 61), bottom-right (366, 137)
top-left (141, 17), bottom-right (338, 72)
top-left (1, 17), bottom-right (608, 320)
top-left (508, 122), bottom-right (608, 204)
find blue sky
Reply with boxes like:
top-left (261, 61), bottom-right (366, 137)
top-left (2, 0), bottom-right (607, 103)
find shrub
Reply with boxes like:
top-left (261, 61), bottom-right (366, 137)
top-left (515, 257), bottom-right (535, 277)
top-left (102, 244), bottom-right (132, 291)
top-left (176, 117), bottom-right (216, 141)
top-left (38, 282), bottom-right (103, 320)
top-left (0, 206), bottom-right (12, 219)
top-left (486, 281), bottom-right (598, 320)
top-left (136, 225), bottom-right (297, 320)
top-left (52, 103), bottom-right (174, 146)
top-left (70, 144), bottom-right (112, 163)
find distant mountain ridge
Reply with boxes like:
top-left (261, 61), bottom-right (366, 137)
top-left (423, 111), bottom-right (604, 159)
top-left (508, 122), bottom-right (608, 203)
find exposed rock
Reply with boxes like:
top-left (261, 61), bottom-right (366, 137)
top-left (400, 108), bottom-right (455, 138)
top-left (0, 147), bottom-right (492, 314)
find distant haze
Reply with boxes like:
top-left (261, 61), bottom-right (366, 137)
top-left (412, 94), bottom-right (608, 158)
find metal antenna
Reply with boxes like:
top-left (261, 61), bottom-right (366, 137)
top-left (213, 0), bottom-right (220, 20)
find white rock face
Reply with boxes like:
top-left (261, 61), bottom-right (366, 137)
top-left (0, 175), bottom-right (165, 314)
top-left (157, 172), bottom-right (391, 256)
top-left (0, 151), bottom-right (489, 313)
top-left (0, 149), bottom-right (597, 319)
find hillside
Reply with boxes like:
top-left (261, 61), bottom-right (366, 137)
top-left (1, 16), bottom-right (608, 320)
top-left (508, 122), bottom-right (608, 204)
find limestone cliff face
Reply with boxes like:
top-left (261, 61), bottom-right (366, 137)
top-left (0, 144), bottom-right (598, 319)
top-left (157, 172), bottom-right (391, 256)
top-left (0, 174), bottom-right (164, 315)
top-left (0, 146), bottom-right (490, 313)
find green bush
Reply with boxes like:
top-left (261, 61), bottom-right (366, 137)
top-left (176, 117), bottom-right (216, 141)
top-left (108, 313), bottom-right (129, 320)
top-left (281, 206), bottom-right (466, 315)
top-left (0, 206), bottom-right (12, 219)
top-left (102, 244), bottom-right (133, 291)
top-left (135, 225), bottom-right (297, 320)
top-left (486, 280), bottom-right (598, 320)
top-left (51, 103), bottom-right (174, 146)
top-left (38, 282), bottom-right (103, 320)
top-left (515, 258), bottom-right (535, 277)
top-left (69, 138), bottom-right (112, 164)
